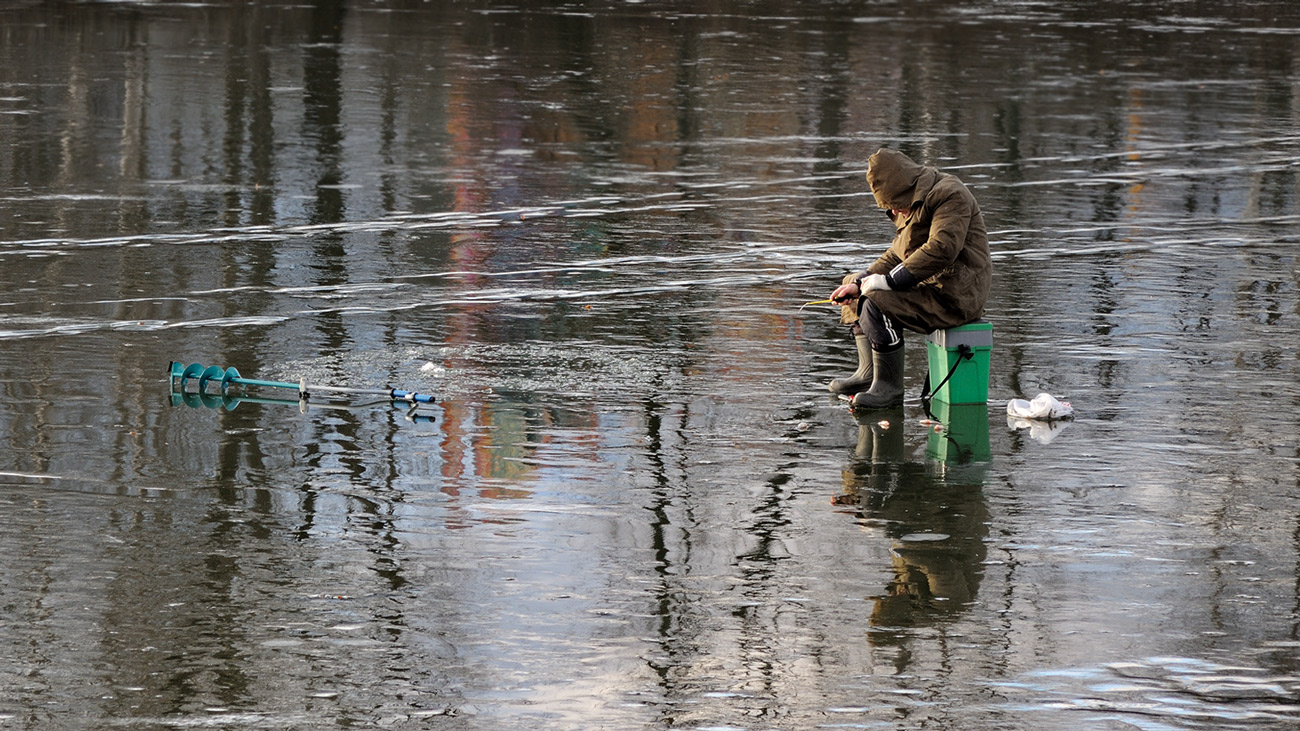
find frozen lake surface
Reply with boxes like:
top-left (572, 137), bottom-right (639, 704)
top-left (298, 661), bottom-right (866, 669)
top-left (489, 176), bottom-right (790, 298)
top-left (2, 1), bottom-right (1300, 728)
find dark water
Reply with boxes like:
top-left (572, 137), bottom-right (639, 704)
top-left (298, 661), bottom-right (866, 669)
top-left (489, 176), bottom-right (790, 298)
top-left (3, 1), bottom-right (1300, 728)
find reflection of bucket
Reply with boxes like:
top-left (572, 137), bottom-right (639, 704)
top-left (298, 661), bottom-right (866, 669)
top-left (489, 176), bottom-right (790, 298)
top-left (926, 401), bottom-right (991, 463)
top-left (926, 320), bottom-right (992, 404)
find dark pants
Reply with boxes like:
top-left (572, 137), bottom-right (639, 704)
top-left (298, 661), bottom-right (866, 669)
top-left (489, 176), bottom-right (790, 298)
top-left (856, 297), bottom-right (903, 352)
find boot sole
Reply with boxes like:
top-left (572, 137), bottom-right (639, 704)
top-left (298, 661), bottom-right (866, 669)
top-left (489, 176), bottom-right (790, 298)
top-left (850, 392), bottom-right (904, 409)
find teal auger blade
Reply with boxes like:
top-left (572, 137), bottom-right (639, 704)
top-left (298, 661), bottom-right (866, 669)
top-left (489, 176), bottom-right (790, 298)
top-left (198, 365), bottom-right (225, 394)
top-left (176, 362), bottom-right (205, 392)
top-left (222, 367), bottom-right (241, 392)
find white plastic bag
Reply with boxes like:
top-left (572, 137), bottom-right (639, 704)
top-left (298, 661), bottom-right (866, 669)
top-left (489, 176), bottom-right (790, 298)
top-left (1006, 393), bottom-right (1073, 421)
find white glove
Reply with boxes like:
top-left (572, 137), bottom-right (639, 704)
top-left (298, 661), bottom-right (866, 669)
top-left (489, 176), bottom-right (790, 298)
top-left (860, 273), bottom-right (891, 292)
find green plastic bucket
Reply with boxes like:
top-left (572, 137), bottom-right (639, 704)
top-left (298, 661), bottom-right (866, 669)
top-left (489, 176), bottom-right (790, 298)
top-left (925, 320), bottom-right (993, 405)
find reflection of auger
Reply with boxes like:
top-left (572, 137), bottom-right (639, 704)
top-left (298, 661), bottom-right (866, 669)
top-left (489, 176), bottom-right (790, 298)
top-left (167, 361), bottom-right (436, 423)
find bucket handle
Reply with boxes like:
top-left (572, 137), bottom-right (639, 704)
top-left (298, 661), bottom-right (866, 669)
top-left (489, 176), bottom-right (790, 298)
top-left (921, 343), bottom-right (974, 420)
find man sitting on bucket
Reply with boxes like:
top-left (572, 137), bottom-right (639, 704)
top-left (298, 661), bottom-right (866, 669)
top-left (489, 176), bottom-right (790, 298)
top-left (828, 148), bottom-right (992, 409)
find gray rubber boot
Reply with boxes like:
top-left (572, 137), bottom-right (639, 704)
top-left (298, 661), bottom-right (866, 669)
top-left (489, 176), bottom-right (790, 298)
top-left (851, 347), bottom-right (905, 409)
top-left (829, 334), bottom-right (873, 395)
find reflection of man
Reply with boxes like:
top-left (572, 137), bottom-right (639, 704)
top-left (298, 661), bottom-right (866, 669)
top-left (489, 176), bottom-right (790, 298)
top-left (871, 530), bottom-right (985, 630)
top-left (828, 148), bottom-right (992, 409)
top-left (836, 416), bottom-right (989, 634)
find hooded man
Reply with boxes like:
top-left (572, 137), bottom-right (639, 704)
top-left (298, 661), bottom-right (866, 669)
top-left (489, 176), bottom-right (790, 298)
top-left (828, 148), bottom-right (992, 408)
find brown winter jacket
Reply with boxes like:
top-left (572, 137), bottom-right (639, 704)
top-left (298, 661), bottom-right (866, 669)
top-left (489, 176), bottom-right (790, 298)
top-left (858, 148), bottom-right (992, 334)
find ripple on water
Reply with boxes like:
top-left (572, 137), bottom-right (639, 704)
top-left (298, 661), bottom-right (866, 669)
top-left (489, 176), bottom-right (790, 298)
top-left (1003, 656), bottom-right (1300, 726)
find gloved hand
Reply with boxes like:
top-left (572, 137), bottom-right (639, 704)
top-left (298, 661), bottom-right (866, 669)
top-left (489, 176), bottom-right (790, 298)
top-left (860, 273), bottom-right (891, 292)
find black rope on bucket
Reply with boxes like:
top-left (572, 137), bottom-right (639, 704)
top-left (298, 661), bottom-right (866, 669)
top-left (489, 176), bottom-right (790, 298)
top-left (921, 343), bottom-right (974, 420)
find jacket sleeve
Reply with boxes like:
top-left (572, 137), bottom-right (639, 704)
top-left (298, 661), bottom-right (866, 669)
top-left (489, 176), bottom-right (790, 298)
top-left (900, 189), bottom-right (972, 281)
top-left (868, 246), bottom-right (902, 275)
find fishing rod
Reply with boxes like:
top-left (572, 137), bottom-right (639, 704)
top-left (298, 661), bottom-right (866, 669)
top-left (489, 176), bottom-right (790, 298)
top-left (167, 361), bottom-right (437, 417)
top-left (799, 298), bottom-right (835, 311)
